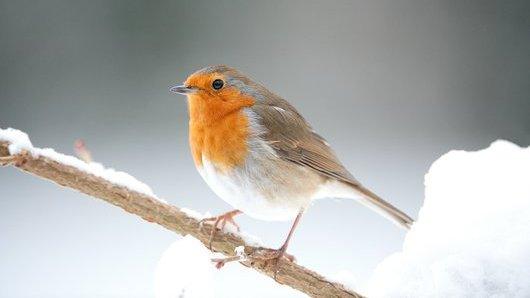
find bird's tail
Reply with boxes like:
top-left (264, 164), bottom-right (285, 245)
top-left (339, 182), bottom-right (414, 230)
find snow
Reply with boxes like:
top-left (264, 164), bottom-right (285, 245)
top-left (234, 246), bottom-right (245, 257)
top-left (222, 222), bottom-right (263, 247)
top-left (180, 207), bottom-right (211, 220)
top-left (366, 140), bottom-right (530, 297)
top-left (154, 237), bottom-right (302, 297)
top-left (154, 235), bottom-right (216, 298)
top-left (0, 127), bottom-right (157, 198)
top-left (37, 147), bottom-right (158, 198)
top-left (328, 270), bottom-right (358, 292)
top-left (0, 127), bottom-right (34, 155)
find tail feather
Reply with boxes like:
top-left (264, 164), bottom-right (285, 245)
top-left (315, 179), bottom-right (414, 229)
top-left (344, 182), bottom-right (414, 230)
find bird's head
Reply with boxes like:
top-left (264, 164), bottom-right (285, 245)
top-left (170, 65), bottom-right (267, 123)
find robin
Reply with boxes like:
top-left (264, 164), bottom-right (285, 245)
top-left (169, 65), bottom-right (413, 266)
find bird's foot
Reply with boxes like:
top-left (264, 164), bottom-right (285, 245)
top-left (199, 209), bottom-right (241, 250)
top-left (251, 244), bottom-right (295, 280)
top-left (209, 245), bottom-right (295, 279)
top-left (211, 255), bottom-right (241, 269)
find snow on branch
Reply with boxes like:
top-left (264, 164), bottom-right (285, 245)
top-left (0, 128), bottom-right (362, 298)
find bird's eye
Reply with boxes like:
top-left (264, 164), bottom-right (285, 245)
top-left (212, 79), bottom-right (224, 90)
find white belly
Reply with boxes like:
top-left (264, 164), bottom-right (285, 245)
top-left (197, 158), bottom-right (302, 221)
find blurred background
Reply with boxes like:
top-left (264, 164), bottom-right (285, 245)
top-left (1, 0), bottom-right (529, 297)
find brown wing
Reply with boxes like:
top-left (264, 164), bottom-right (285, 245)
top-left (250, 98), bottom-right (361, 187)
top-left (250, 95), bottom-right (414, 229)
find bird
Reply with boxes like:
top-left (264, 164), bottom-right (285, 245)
top-left (169, 65), bottom-right (413, 267)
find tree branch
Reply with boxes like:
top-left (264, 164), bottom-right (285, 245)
top-left (0, 138), bottom-right (363, 298)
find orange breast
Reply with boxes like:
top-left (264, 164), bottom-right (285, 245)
top-left (187, 92), bottom-right (254, 171)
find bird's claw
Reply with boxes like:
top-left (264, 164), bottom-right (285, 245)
top-left (200, 214), bottom-right (240, 232)
top-left (199, 210), bottom-right (241, 250)
top-left (250, 245), bottom-right (295, 280)
top-left (211, 255), bottom-right (242, 269)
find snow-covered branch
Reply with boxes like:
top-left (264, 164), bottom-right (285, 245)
top-left (0, 128), bottom-right (362, 298)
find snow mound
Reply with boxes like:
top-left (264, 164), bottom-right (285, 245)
top-left (154, 235), bottom-right (216, 298)
top-left (367, 140), bottom-right (530, 297)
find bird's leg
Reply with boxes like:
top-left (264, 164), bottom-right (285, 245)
top-left (211, 255), bottom-right (242, 269)
top-left (252, 210), bottom-right (304, 279)
top-left (199, 209), bottom-right (242, 249)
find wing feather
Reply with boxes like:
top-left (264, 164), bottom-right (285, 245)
top-left (250, 100), bottom-right (360, 186)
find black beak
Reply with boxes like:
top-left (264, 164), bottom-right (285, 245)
top-left (169, 85), bottom-right (197, 95)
